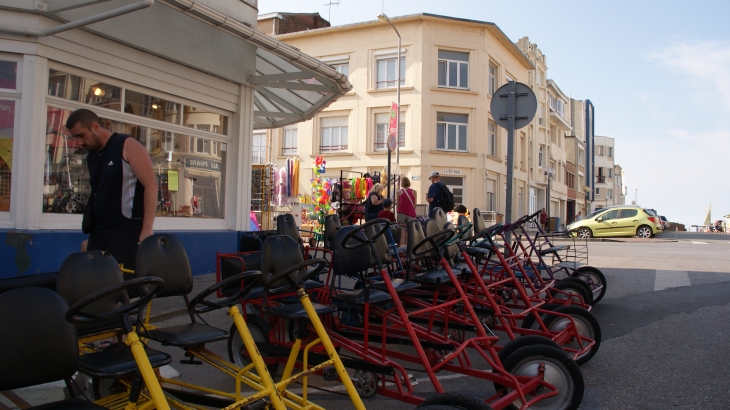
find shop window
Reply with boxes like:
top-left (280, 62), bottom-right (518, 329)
top-left (374, 112), bottom-right (405, 151)
top-left (124, 89), bottom-right (181, 126)
top-left (436, 112), bottom-right (467, 152)
top-left (0, 100), bottom-right (14, 211)
top-left (45, 106), bottom-right (226, 219)
top-left (183, 106), bottom-right (228, 136)
top-left (48, 69), bottom-right (121, 111)
top-left (0, 61), bottom-right (17, 90)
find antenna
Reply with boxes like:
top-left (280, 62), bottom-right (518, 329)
top-left (324, 0), bottom-right (340, 23)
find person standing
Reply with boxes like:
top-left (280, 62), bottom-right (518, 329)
top-left (397, 177), bottom-right (417, 222)
top-left (575, 212), bottom-right (582, 222)
top-left (66, 109), bottom-right (157, 270)
top-left (426, 172), bottom-right (443, 214)
top-left (364, 183), bottom-right (385, 221)
top-left (539, 208), bottom-right (548, 231)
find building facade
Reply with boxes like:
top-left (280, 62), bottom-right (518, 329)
top-left (0, 1), bottom-right (349, 277)
top-left (260, 13), bottom-right (536, 220)
top-left (593, 135), bottom-right (617, 209)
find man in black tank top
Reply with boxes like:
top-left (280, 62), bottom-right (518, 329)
top-left (66, 109), bottom-right (158, 271)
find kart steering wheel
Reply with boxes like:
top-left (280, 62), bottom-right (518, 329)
top-left (66, 277), bottom-right (165, 324)
top-left (444, 222), bottom-right (474, 245)
top-left (341, 218), bottom-right (390, 250)
top-left (412, 227), bottom-right (456, 257)
top-left (263, 258), bottom-right (329, 294)
top-left (188, 270), bottom-right (262, 314)
top-left (470, 223), bottom-right (504, 248)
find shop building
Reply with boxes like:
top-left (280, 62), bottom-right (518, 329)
top-left (0, 0), bottom-right (350, 278)
top-left (257, 13), bottom-right (534, 221)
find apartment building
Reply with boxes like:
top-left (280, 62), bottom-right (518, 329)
top-left (258, 13), bottom-right (535, 218)
top-left (614, 164), bottom-right (625, 205)
top-left (594, 136), bottom-right (616, 209)
top-left (546, 80), bottom-right (571, 226)
top-left (570, 98), bottom-right (595, 216)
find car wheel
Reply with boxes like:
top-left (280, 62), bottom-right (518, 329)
top-left (636, 225), bottom-right (653, 238)
top-left (577, 227), bottom-right (592, 239)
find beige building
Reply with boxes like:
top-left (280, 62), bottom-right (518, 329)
top-left (257, 13), bottom-right (535, 218)
top-left (614, 164), bottom-right (625, 205)
top-left (546, 79), bottom-right (571, 227)
top-left (594, 135), bottom-right (616, 209)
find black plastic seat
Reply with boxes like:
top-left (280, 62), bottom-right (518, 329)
top-left (277, 213), bottom-right (304, 245)
top-left (144, 323), bottom-right (228, 346)
top-left (0, 271), bottom-right (57, 297)
top-left (324, 214), bottom-right (342, 251)
top-left (0, 288), bottom-right (107, 410)
top-left (372, 278), bottom-right (420, 293)
top-left (78, 345), bottom-right (171, 377)
top-left (539, 245), bottom-right (570, 256)
top-left (245, 279), bottom-right (324, 300)
top-left (332, 288), bottom-right (392, 305)
top-left (265, 302), bottom-right (336, 320)
top-left (136, 234), bottom-right (229, 346)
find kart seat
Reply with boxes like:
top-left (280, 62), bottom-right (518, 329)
top-left (539, 245), bottom-right (570, 256)
top-left (143, 323), bottom-right (229, 346)
top-left (324, 214), bottom-right (342, 251)
top-left (266, 302), bottom-right (336, 320)
top-left (78, 345), bottom-right (172, 377)
top-left (0, 287), bottom-right (107, 410)
top-left (372, 278), bottom-right (420, 292)
top-left (413, 263), bottom-right (469, 284)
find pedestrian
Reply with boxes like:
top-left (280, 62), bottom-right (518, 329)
top-left (539, 208), bottom-right (548, 231)
top-left (66, 108), bottom-right (158, 271)
top-left (397, 177), bottom-right (417, 221)
top-left (378, 198), bottom-right (396, 222)
top-left (575, 212), bottom-right (582, 222)
top-left (426, 172), bottom-right (442, 214)
top-left (364, 183), bottom-right (385, 221)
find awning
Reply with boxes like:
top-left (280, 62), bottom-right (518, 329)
top-left (164, 0), bottom-right (353, 130)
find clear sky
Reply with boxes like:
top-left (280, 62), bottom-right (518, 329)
top-left (259, 0), bottom-right (730, 227)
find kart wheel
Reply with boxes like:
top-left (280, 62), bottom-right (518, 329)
top-left (92, 377), bottom-right (127, 400)
top-left (521, 303), bottom-right (562, 330)
top-left (497, 335), bottom-right (563, 365)
top-left (636, 225), bottom-right (653, 238)
top-left (548, 280), bottom-right (593, 306)
top-left (558, 278), bottom-right (593, 305)
top-left (228, 314), bottom-right (280, 376)
top-left (496, 344), bottom-right (584, 410)
top-left (352, 369), bottom-right (378, 398)
top-left (416, 393), bottom-right (493, 409)
top-left (572, 266), bottom-right (607, 304)
top-left (542, 305), bottom-right (601, 365)
top-left (576, 228), bottom-right (592, 239)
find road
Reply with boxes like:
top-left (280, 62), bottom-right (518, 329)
top-left (144, 231), bottom-right (730, 409)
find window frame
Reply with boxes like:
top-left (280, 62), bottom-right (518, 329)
top-left (319, 115), bottom-right (349, 153)
top-left (375, 55), bottom-right (406, 89)
top-left (487, 120), bottom-right (497, 158)
top-left (436, 112), bottom-right (468, 152)
top-left (374, 111), bottom-right (405, 151)
top-left (282, 127), bottom-right (298, 156)
top-left (488, 62), bottom-right (497, 96)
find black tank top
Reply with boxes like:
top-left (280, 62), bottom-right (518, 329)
top-left (86, 133), bottom-right (145, 231)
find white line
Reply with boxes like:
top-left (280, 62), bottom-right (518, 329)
top-left (654, 270), bottom-right (691, 291)
top-left (692, 241), bottom-right (709, 244)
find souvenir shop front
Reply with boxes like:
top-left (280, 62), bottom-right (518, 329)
top-left (0, 1), bottom-right (350, 277)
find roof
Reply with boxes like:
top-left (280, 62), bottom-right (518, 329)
top-left (274, 13), bottom-right (534, 70)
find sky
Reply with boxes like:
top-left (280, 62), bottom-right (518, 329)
top-left (259, 0), bottom-right (730, 227)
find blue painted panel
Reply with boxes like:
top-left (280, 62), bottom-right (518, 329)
top-left (0, 230), bottom-right (238, 279)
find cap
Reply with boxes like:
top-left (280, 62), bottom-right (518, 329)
top-left (428, 171), bottom-right (440, 180)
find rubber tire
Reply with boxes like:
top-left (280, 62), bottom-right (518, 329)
top-left (576, 227), bottom-right (592, 239)
top-left (548, 280), bottom-right (593, 306)
top-left (636, 225), bottom-right (654, 238)
top-left (92, 377), bottom-right (127, 401)
top-left (227, 314), bottom-right (280, 376)
top-left (416, 393), bottom-right (494, 409)
top-left (521, 303), bottom-right (563, 330)
top-left (572, 266), bottom-right (607, 304)
top-left (497, 335), bottom-right (564, 364)
top-left (542, 305), bottom-right (601, 365)
top-left (496, 344), bottom-right (584, 410)
top-left (558, 278), bottom-right (593, 305)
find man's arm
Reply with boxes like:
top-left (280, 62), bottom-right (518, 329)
top-left (124, 138), bottom-right (157, 242)
top-left (426, 184), bottom-right (436, 203)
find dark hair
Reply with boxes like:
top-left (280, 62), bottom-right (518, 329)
top-left (65, 109), bottom-right (101, 131)
top-left (454, 204), bottom-right (467, 214)
top-left (383, 198), bottom-right (393, 208)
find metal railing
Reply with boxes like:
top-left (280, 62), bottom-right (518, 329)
top-left (596, 176), bottom-right (606, 183)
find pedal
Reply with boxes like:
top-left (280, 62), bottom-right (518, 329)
top-left (323, 367), bottom-right (338, 381)
top-left (180, 352), bottom-right (203, 365)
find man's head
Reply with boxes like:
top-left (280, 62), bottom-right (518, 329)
top-left (65, 109), bottom-right (111, 152)
top-left (428, 171), bottom-right (440, 183)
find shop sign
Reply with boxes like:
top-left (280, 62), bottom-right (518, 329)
top-left (411, 175), bottom-right (420, 180)
top-left (443, 168), bottom-right (461, 175)
top-left (186, 157), bottom-right (222, 171)
top-left (167, 170), bottom-right (179, 192)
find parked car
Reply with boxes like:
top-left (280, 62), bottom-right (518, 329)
top-left (644, 209), bottom-right (664, 232)
top-left (567, 205), bottom-right (660, 238)
top-left (659, 215), bottom-right (669, 230)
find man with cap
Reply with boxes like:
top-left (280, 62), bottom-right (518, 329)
top-left (426, 171), bottom-right (444, 214)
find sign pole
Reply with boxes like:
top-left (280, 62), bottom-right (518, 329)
top-left (504, 81), bottom-right (516, 245)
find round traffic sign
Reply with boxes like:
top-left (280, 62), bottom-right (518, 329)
top-left (490, 81), bottom-right (537, 130)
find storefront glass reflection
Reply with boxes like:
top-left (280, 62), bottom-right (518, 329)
top-left (0, 100), bottom-right (14, 211)
top-left (0, 61), bottom-right (17, 90)
top-left (48, 69), bottom-right (122, 111)
top-left (43, 106), bottom-right (226, 218)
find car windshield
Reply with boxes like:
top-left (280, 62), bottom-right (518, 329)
top-left (585, 209), bottom-right (605, 219)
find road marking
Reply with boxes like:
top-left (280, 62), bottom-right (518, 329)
top-left (692, 241), bottom-right (709, 244)
top-left (654, 270), bottom-right (691, 291)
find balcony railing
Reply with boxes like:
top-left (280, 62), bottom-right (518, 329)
top-left (596, 176), bottom-right (606, 183)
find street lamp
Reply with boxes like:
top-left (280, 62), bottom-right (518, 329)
top-left (544, 167), bottom-right (555, 232)
top-left (377, 13), bottom-right (401, 199)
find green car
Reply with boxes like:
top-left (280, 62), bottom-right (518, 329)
top-left (567, 206), bottom-right (660, 238)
